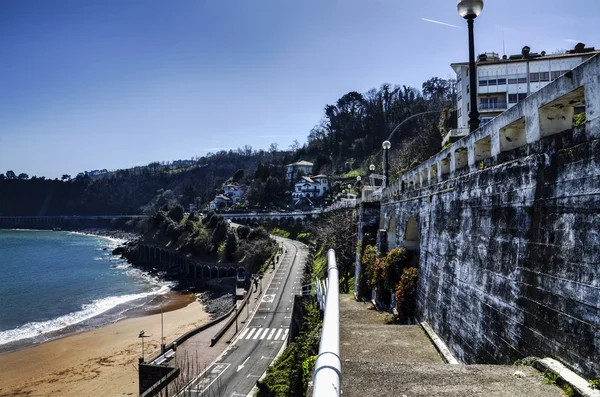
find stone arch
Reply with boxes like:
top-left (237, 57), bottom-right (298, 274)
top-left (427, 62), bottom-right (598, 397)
top-left (154, 247), bottom-right (160, 261)
top-left (403, 215), bottom-right (420, 252)
top-left (227, 268), bottom-right (236, 277)
top-left (387, 211), bottom-right (397, 251)
top-left (218, 267), bottom-right (227, 278)
top-left (203, 266), bottom-right (210, 278)
top-left (237, 267), bottom-right (245, 279)
top-left (210, 267), bottom-right (218, 278)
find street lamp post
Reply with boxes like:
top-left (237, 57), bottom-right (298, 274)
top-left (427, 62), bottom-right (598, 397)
top-left (369, 164), bottom-right (376, 187)
top-left (382, 140), bottom-right (391, 188)
top-left (457, 0), bottom-right (484, 133)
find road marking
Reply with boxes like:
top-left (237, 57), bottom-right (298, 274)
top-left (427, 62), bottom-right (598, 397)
top-left (284, 316), bottom-right (291, 319)
top-left (253, 328), bottom-right (266, 339)
top-left (237, 356), bottom-right (250, 372)
top-left (261, 356), bottom-right (275, 360)
top-left (275, 329), bottom-right (283, 340)
top-left (267, 328), bottom-right (276, 340)
top-left (246, 374), bottom-right (261, 378)
top-left (281, 329), bottom-right (289, 341)
top-left (239, 328), bottom-right (249, 339)
top-left (267, 287), bottom-right (279, 290)
top-left (246, 328), bottom-right (256, 339)
top-left (262, 294), bottom-right (275, 303)
top-left (253, 316), bottom-right (266, 320)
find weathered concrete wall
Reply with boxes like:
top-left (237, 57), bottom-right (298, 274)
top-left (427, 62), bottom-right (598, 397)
top-left (354, 202), bottom-right (380, 297)
top-left (380, 126), bottom-right (599, 378)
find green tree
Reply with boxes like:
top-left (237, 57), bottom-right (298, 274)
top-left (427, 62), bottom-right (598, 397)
top-left (224, 231), bottom-right (238, 261)
top-left (232, 169), bottom-right (244, 183)
top-left (211, 219), bottom-right (228, 246)
top-left (167, 204), bottom-right (185, 223)
top-left (6, 170), bottom-right (16, 179)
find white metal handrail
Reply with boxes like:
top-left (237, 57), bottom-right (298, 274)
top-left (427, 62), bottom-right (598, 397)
top-left (312, 249), bottom-right (341, 397)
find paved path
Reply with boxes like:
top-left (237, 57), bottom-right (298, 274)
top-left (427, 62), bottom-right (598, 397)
top-left (340, 295), bottom-right (564, 397)
top-left (178, 237), bottom-right (308, 397)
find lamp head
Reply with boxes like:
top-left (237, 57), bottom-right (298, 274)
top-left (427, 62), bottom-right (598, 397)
top-left (347, 184), bottom-right (352, 189)
top-left (457, 0), bottom-right (483, 18)
top-left (356, 176), bottom-right (361, 181)
top-left (382, 140), bottom-right (391, 150)
top-left (369, 164), bottom-right (375, 171)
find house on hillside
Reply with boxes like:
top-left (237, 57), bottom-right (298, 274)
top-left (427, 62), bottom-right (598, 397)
top-left (286, 160), bottom-right (313, 183)
top-left (214, 194), bottom-right (232, 208)
top-left (223, 184), bottom-right (246, 202)
top-left (292, 175), bottom-right (329, 207)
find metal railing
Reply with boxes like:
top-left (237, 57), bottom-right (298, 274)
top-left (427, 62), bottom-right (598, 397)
top-left (312, 249), bottom-right (341, 397)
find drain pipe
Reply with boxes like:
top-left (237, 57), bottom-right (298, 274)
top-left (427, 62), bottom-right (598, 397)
top-left (312, 249), bottom-right (341, 397)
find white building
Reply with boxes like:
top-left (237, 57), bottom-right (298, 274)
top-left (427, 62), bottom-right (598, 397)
top-left (223, 184), bottom-right (246, 202)
top-left (292, 175), bottom-right (329, 206)
top-left (448, 43), bottom-right (599, 144)
top-left (286, 160), bottom-right (313, 183)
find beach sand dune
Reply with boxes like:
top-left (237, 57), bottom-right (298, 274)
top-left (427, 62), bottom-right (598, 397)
top-left (0, 293), bottom-right (210, 397)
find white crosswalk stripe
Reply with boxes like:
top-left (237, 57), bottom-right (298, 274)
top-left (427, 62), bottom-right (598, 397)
top-left (240, 327), bottom-right (289, 342)
top-left (245, 328), bottom-right (257, 339)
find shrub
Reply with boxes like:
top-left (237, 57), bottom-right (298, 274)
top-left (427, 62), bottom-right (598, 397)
top-left (167, 204), bottom-right (184, 223)
top-left (395, 267), bottom-right (419, 316)
top-left (270, 228), bottom-right (290, 238)
top-left (296, 232), bottom-right (312, 244)
top-left (187, 211), bottom-right (198, 222)
top-left (201, 211), bottom-right (216, 225)
top-left (207, 213), bottom-right (223, 229)
top-left (248, 226), bottom-right (269, 241)
top-left (151, 210), bottom-right (166, 228)
top-left (237, 225), bottom-right (251, 239)
top-left (193, 229), bottom-right (212, 255)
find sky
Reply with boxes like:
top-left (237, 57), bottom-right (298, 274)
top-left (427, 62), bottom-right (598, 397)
top-left (1, 0), bottom-right (599, 179)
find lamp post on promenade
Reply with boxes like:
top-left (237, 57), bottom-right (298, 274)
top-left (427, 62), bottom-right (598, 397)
top-left (457, 0), bottom-right (484, 132)
top-left (382, 140), bottom-right (391, 188)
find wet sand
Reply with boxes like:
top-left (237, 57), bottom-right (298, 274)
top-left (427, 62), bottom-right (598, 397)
top-left (0, 292), bottom-right (210, 397)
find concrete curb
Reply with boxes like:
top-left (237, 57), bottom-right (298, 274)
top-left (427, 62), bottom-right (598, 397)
top-left (419, 321), bottom-right (459, 364)
top-left (533, 358), bottom-right (600, 397)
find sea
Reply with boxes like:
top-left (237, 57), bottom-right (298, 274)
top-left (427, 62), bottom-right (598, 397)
top-left (0, 229), bottom-right (172, 353)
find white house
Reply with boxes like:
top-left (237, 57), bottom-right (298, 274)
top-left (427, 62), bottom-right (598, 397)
top-left (448, 43), bottom-right (599, 145)
top-left (292, 175), bottom-right (329, 206)
top-left (223, 184), bottom-right (246, 203)
top-left (286, 160), bottom-right (313, 183)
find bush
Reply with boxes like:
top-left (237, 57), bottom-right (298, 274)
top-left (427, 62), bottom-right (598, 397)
top-left (248, 226), bottom-right (269, 241)
top-left (201, 211), bottom-right (216, 225)
top-left (193, 229), bottom-right (212, 255)
top-left (151, 210), bottom-right (166, 228)
top-left (237, 225), bottom-right (251, 239)
top-left (167, 204), bottom-right (184, 223)
top-left (296, 232), bottom-right (312, 244)
top-left (187, 211), bottom-right (198, 222)
top-left (270, 228), bottom-right (290, 238)
top-left (207, 213), bottom-right (223, 229)
top-left (395, 267), bottom-right (419, 317)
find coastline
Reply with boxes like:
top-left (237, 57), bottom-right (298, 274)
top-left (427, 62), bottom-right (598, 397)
top-left (0, 291), bottom-right (210, 397)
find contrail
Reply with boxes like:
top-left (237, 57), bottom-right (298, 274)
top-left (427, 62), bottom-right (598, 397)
top-left (421, 18), bottom-right (461, 29)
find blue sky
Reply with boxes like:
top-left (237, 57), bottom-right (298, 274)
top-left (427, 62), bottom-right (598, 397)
top-left (1, 0), bottom-right (599, 178)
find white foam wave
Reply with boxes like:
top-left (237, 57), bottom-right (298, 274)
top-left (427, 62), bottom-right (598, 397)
top-left (0, 285), bottom-right (170, 346)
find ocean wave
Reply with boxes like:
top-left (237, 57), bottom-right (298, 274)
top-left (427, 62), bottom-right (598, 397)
top-left (0, 285), bottom-right (171, 346)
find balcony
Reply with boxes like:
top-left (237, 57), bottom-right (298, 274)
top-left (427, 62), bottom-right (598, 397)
top-left (479, 101), bottom-right (507, 112)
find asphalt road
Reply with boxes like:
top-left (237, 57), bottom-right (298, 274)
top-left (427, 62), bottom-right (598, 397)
top-left (179, 236), bottom-right (308, 397)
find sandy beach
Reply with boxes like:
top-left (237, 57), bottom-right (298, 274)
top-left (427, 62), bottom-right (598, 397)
top-left (0, 293), bottom-right (210, 397)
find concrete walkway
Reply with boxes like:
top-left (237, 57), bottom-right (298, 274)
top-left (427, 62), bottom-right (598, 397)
top-left (340, 295), bottom-right (564, 397)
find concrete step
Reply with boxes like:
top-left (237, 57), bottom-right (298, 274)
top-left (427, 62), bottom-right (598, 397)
top-left (342, 361), bottom-right (565, 397)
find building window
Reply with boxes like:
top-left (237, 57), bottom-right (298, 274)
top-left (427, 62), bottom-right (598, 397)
top-left (497, 78), bottom-right (506, 85)
top-left (479, 79), bottom-right (488, 86)
top-left (518, 93), bottom-right (527, 101)
top-left (539, 72), bottom-right (549, 82)
top-left (467, 102), bottom-right (470, 111)
top-left (467, 84), bottom-right (470, 93)
top-left (488, 79), bottom-right (497, 86)
top-left (551, 71), bottom-right (562, 80)
top-left (466, 69), bottom-right (469, 76)
top-left (508, 78), bottom-right (518, 84)
top-left (530, 72), bottom-right (540, 82)
top-left (458, 108), bottom-right (462, 117)
top-left (457, 94), bottom-right (462, 102)
top-left (518, 77), bottom-right (527, 84)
